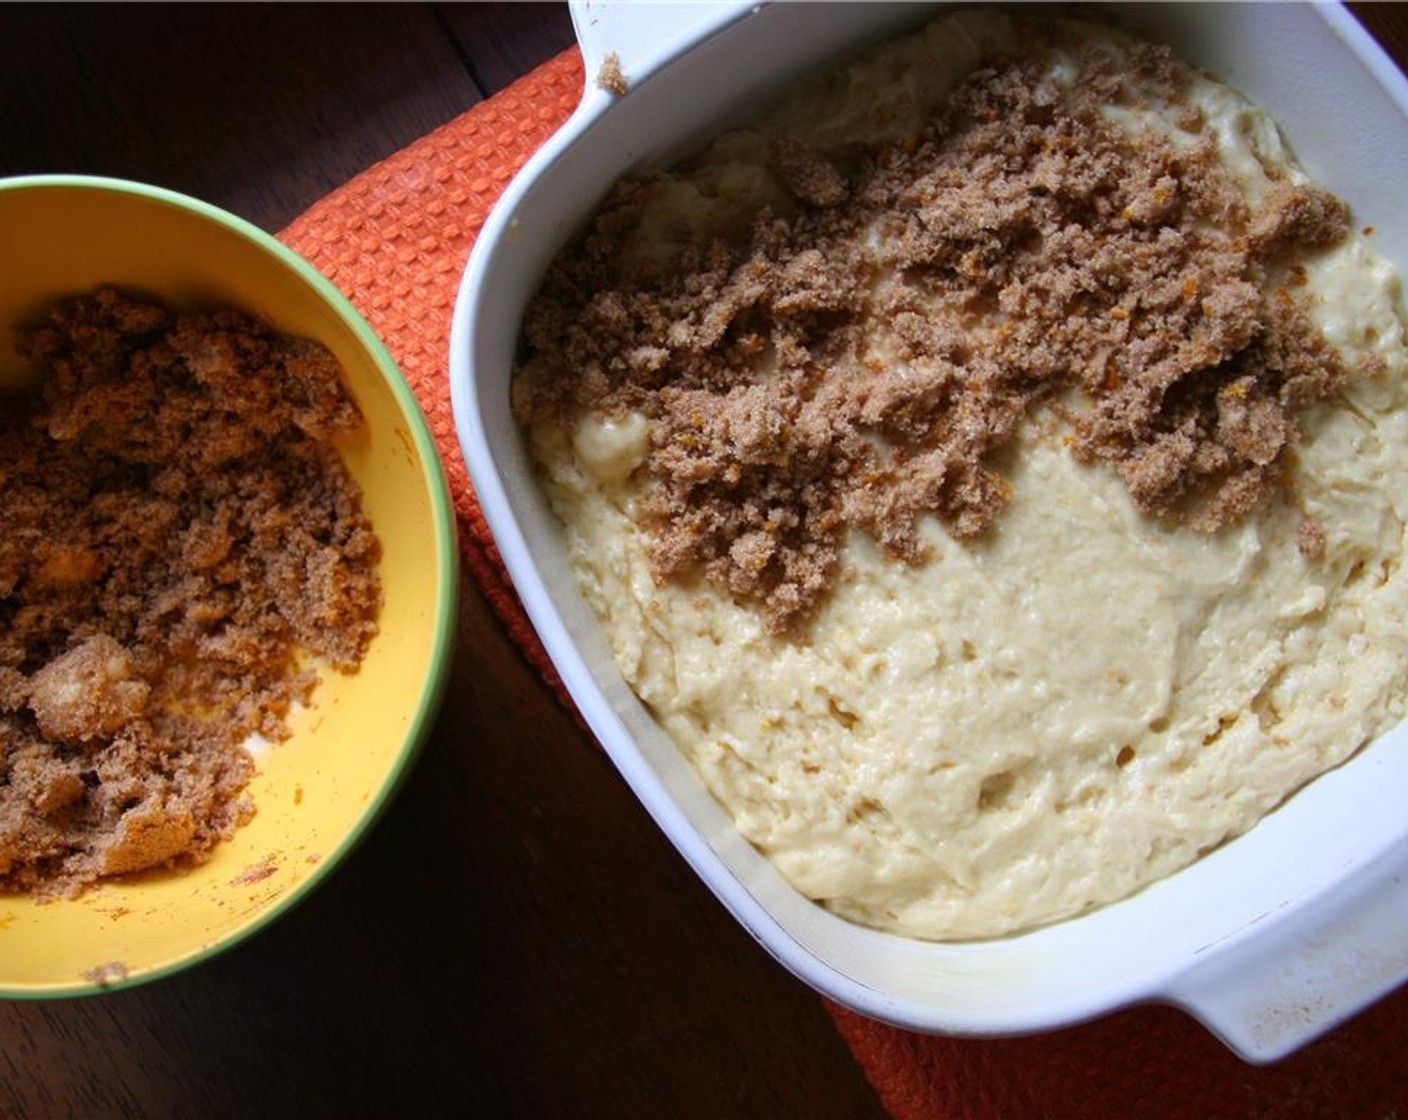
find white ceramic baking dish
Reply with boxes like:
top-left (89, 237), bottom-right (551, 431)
top-left (450, 1), bottom-right (1408, 1062)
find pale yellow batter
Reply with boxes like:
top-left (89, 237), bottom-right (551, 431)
top-left (521, 11), bottom-right (1408, 939)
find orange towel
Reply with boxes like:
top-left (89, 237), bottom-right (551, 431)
top-left (280, 47), bottom-right (1408, 1120)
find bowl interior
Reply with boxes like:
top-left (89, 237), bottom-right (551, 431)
top-left (0, 178), bottom-right (456, 996)
top-left (455, 0), bottom-right (1408, 1053)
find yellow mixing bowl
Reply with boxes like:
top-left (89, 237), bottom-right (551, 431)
top-left (0, 175), bottom-right (458, 996)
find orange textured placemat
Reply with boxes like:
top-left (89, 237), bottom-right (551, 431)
top-left (279, 48), bottom-right (1408, 1120)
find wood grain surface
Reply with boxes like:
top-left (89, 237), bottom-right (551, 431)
top-left (1, 4), bottom-right (1405, 1117)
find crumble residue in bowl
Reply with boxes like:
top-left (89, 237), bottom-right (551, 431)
top-left (0, 288), bottom-right (382, 898)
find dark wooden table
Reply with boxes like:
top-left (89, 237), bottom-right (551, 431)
top-left (2, 4), bottom-right (1406, 1117)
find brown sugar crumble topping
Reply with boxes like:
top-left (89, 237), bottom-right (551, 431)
top-left (0, 288), bottom-right (381, 897)
top-left (515, 19), bottom-right (1355, 633)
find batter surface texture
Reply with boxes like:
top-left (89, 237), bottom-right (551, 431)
top-left (515, 11), bottom-right (1408, 938)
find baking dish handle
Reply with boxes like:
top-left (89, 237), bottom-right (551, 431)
top-left (569, 0), bottom-right (756, 101)
top-left (1164, 829), bottom-right (1408, 1063)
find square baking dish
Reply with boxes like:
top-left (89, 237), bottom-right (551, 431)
top-left (450, 1), bottom-right (1408, 1062)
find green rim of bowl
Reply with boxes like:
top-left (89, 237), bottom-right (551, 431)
top-left (0, 174), bottom-right (460, 999)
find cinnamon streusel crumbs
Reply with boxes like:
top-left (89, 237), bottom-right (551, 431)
top-left (0, 288), bottom-right (381, 897)
top-left (515, 15), bottom-right (1354, 633)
